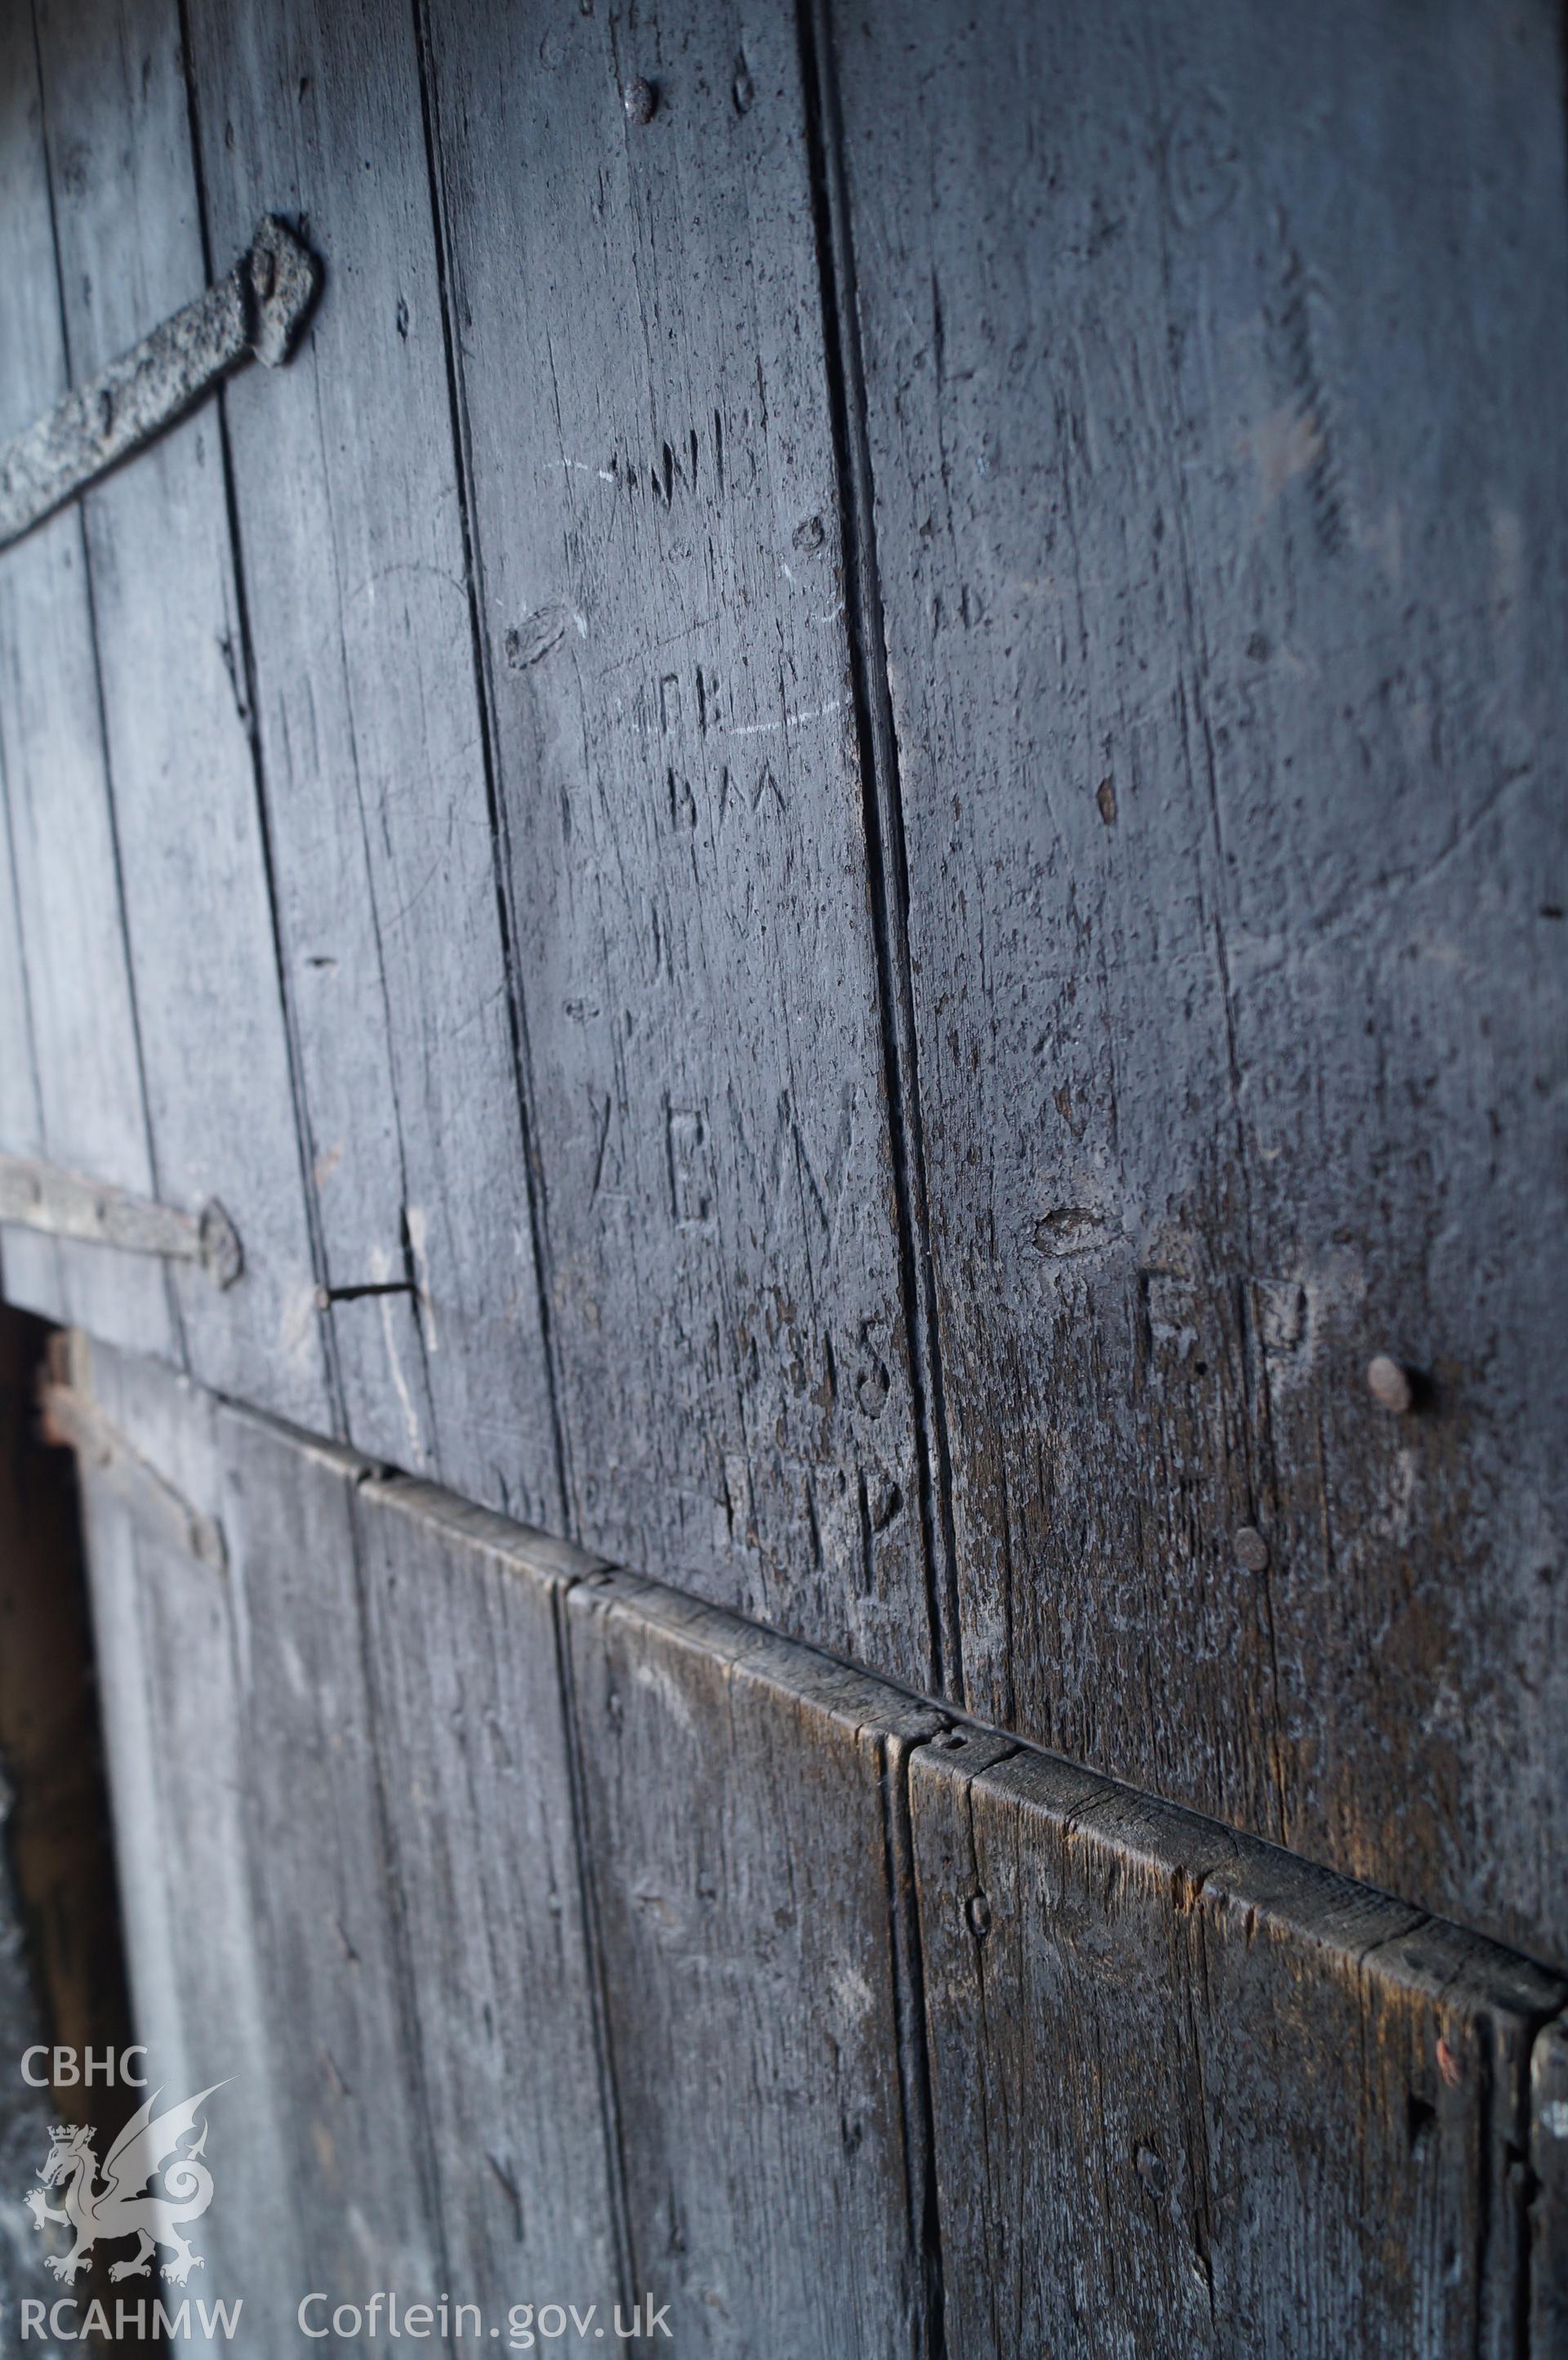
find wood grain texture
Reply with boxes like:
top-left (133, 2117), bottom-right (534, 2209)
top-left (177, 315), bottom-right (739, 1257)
top-left (911, 1733), bottom-right (1566, 2359)
top-left (33, 0), bottom-right (330, 1429)
top-left (1530, 2011), bottom-right (1568, 2353)
top-left (420, 0), bottom-right (932, 1676)
top-left (56, 1337), bottom-right (1566, 2347)
top-left (566, 1568), bottom-right (942, 2357)
top-left (0, 10), bottom-right (170, 1354)
top-left (351, 1474), bottom-right (621, 2315)
top-left (179, 0), bottom-right (560, 1515)
top-left (209, 1397), bottom-right (448, 2317)
top-left (73, 1336), bottom-right (305, 2356)
top-left (0, 720), bottom-right (58, 1326)
top-left (831, 0), bottom-right (1568, 1961)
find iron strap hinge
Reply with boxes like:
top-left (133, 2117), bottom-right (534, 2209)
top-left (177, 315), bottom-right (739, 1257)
top-left (0, 214), bottom-right (318, 552)
top-left (0, 1152), bottom-right (243, 1288)
top-left (42, 1369), bottom-right (228, 1578)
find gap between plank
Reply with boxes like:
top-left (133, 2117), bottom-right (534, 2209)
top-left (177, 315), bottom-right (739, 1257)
top-left (27, 0), bottom-right (184, 1366)
top-left (172, 0), bottom-right (344, 1429)
top-left (409, 0), bottom-right (573, 1537)
top-left (794, 0), bottom-right (964, 1709)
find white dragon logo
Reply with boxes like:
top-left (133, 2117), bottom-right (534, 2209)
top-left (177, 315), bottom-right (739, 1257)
top-left (24, 2083), bottom-right (224, 2286)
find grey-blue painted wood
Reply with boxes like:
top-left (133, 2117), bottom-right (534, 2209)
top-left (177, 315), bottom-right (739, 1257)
top-left (351, 1476), bottom-right (622, 2318)
top-left (829, 0), bottom-right (1568, 1965)
top-left (565, 1568), bottom-right (941, 2357)
top-left (179, 0), bottom-right (562, 1519)
top-left (0, 10), bottom-right (171, 1357)
top-left (32, 0), bottom-right (332, 1431)
top-left (72, 1336), bottom-right (305, 2358)
top-left (419, 0), bottom-right (933, 1677)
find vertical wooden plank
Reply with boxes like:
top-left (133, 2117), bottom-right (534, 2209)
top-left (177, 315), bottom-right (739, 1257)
top-left (352, 1480), bottom-right (621, 2317)
top-left (567, 1571), bottom-right (940, 2356)
top-left (0, 9), bottom-right (170, 1350)
top-left (1531, 2014), bottom-right (1568, 2353)
top-left (72, 1338), bottom-right (305, 2355)
top-left (0, 726), bottom-right (58, 1323)
top-left (911, 1737), bottom-right (1565, 2358)
top-left (831, 0), bottom-right (1568, 1958)
top-left (178, 0), bottom-right (560, 1513)
top-left (420, 0), bottom-right (932, 1675)
top-left (212, 1399), bottom-right (448, 2315)
top-left (33, 0), bottom-right (331, 1429)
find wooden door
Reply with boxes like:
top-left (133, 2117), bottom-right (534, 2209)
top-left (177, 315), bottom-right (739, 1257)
top-left (2, 2), bottom-right (1562, 2350)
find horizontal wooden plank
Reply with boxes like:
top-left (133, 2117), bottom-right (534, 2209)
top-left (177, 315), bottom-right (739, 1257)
top-left (831, 0), bottom-right (1568, 1965)
top-left (911, 1734), bottom-right (1566, 2358)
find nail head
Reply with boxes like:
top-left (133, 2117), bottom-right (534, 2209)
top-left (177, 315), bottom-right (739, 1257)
top-left (1366, 1354), bottom-right (1414, 1415)
top-left (1233, 1525), bottom-right (1270, 1574)
top-left (623, 77), bottom-right (657, 126)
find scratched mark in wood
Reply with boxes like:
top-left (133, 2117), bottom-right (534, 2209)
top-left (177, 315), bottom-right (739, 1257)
top-left (180, 0), bottom-right (562, 1519)
top-left (911, 1729), bottom-right (1566, 2358)
top-left (831, 0), bottom-right (1568, 1963)
top-left (59, 1341), bottom-right (1568, 2349)
top-left (419, 0), bottom-right (931, 1675)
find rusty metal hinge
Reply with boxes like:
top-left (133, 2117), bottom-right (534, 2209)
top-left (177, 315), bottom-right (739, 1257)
top-left (0, 214), bottom-right (318, 552)
top-left (0, 1153), bottom-right (243, 1287)
top-left (41, 1369), bottom-right (227, 1577)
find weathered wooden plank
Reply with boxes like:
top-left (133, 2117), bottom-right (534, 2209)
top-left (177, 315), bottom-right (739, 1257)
top-left (421, 0), bottom-right (932, 1675)
top-left (179, 0), bottom-right (561, 1513)
top-left (0, 10), bottom-right (170, 1354)
top-left (566, 1568), bottom-right (941, 2356)
top-left (33, 0), bottom-right (330, 1429)
top-left (0, 734), bottom-right (58, 1326)
top-left (831, 0), bottom-right (1568, 1960)
top-left (911, 1734), bottom-right (1566, 2358)
top-left (1531, 2012), bottom-right (1568, 2352)
top-left (71, 1336), bottom-right (304, 2354)
top-left (350, 1474), bottom-right (621, 2315)
top-left (209, 1395), bottom-right (447, 2318)
top-left (72, 1334), bottom-right (625, 2336)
